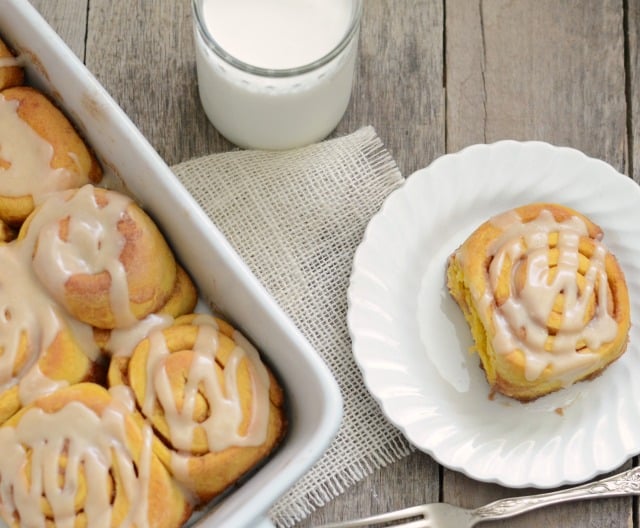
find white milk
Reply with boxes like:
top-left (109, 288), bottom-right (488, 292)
top-left (192, 0), bottom-right (362, 150)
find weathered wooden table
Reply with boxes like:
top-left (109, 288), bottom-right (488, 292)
top-left (33, 1), bottom-right (640, 526)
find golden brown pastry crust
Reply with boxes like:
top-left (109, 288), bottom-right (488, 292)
top-left (107, 313), bottom-right (287, 501)
top-left (20, 186), bottom-right (179, 329)
top-left (0, 65), bottom-right (285, 525)
top-left (447, 202), bottom-right (630, 401)
top-left (0, 319), bottom-right (97, 426)
top-left (0, 86), bottom-right (102, 225)
top-left (0, 38), bottom-right (23, 91)
top-left (0, 383), bottom-right (192, 528)
top-left (157, 265), bottom-right (199, 317)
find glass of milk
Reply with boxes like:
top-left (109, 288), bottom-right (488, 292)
top-left (192, 0), bottom-right (363, 150)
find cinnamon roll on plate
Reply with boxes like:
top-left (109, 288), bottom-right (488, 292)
top-left (447, 203), bottom-right (630, 401)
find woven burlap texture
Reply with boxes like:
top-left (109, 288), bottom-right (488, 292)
top-left (171, 126), bottom-right (412, 527)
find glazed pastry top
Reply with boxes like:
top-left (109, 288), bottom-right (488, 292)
top-left (0, 188), bottom-right (106, 405)
top-left (0, 182), bottom-right (274, 446)
top-left (140, 314), bottom-right (270, 454)
top-left (0, 185), bottom-right (164, 406)
top-left (0, 383), bottom-right (192, 528)
top-left (0, 93), bottom-right (91, 199)
top-left (458, 205), bottom-right (625, 383)
top-left (0, 395), bottom-right (155, 528)
top-left (0, 183), bottom-right (278, 525)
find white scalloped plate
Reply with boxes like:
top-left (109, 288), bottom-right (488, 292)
top-left (348, 140), bottom-right (640, 489)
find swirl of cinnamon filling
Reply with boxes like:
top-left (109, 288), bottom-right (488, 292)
top-left (0, 87), bottom-right (102, 226)
top-left (447, 203), bottom-right (630, 401)
top-left (19, 185), bottom-right (180, 330)
top-left (107, 313), bottom-right (286, 501)
top-left (0, 383), bottom-right (192, 528)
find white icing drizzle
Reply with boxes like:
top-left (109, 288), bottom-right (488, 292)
top-left (0, 55), bottom-right (23, 68)
top-left (18, 363), bottom-right (68, 405)
top-left (169, 451), bottom-right (191, 484)
top-left (140, 314), bottom-right (270, 457)
top-left (0, 94), bottom-right (86, 199)
top-left (108, 384), bottom-right (136, 412)
top-left (0, 184), bottom-right (148, 408)
top-left (0, 399), bottom-right (152, 528)
top-left (107, 313), bottom-right (174, 358)
top-left (0, 241), bottom-right (95, 405)
top-left (482, 209), bottom-right (618, 383)
top-left (30, 185), bottom-right (137, 328)
top-left (0, 244), bottom-right (61, 393)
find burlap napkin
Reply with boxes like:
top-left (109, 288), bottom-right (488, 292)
top-left (171, 126), bottom-right (411, 527)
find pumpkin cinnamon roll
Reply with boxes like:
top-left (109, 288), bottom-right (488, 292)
top-left (447, 203), bottom-right (630, 401)
top-left (0, 383), bottom-right (192, 528)
top-left (0, 86), bottom-right (102, 225)
top-left (0, 218), bottom-right (15, 243)
top-left (91, 264), bottom-right (198, 354)
top-left (0, 38), bottom-right (23, 90)
top-left (156, 265), bottom-right (198, 319)
top-left (0, 239), bottom-right (98, 425)
top-left (19, 185), bottom-right (183, 330)
top-left (108, 313), bottom-right (286, 501)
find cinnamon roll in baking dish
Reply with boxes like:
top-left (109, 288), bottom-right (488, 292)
top-left (107, 313), bottom-right (287, 502)
top-left (447, 203), bottom-right (630, 401)
top-left (19, 185), bottom-right (186, 329)
top-left (0, 86), bottom-right (102, 225)
top-left (0, 37), bottom-right (23, 90)
top-left (0, 182), bottom-right (286, 525)
top-left (0, 383), bottom-right (192, 528)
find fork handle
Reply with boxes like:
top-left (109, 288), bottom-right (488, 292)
top-left (473, 465), bottom-right (640, 521)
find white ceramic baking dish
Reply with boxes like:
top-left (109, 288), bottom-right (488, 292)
top-left (0, 1), bottom-right (343, 527)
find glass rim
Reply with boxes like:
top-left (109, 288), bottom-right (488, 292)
top-left (191, 0), bottom-right (363, 78)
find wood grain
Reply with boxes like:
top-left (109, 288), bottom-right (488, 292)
top-left (26, 1), bottom-right (640, 526)
top-left (84, 0), bottom-right (221, 165)
top-left (29, 0), bottom-right (87, 60)
top-left (336, 0), bottom-right (446, 176)
top-left (444, 1), bottom-right (631, 526)
top-left (446, 0), bottom-right (627, 173)
top-left (629, 0), bottom-right (640, 183)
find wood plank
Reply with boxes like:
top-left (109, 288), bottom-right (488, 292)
top-left (30, 0), bottom-right (87, 61)
top-left (84, 0), bottom-right (224, 166)
top-left (299, 0), bottom-right (446, 523)
top-left (444, 1), bottom-right (631, 526)
top-left (335, 0), bottom-right (446, 176)
top-left (446, 0), bottom-right (627, 173)
top-left (627, 0), bottom-right (640, 517)
top-left (300, 451), bottom-right (440, 527)
top-left (629, 0), bottom-right (640, 183)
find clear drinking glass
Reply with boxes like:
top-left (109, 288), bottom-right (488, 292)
top-left (192, 0), bottom-right (363, 150)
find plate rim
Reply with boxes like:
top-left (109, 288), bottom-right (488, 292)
top-left (347, 139), bottom-right (640, 488)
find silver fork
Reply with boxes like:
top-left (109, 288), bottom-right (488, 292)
top-left (316, 465), bottom-right (640, 527)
